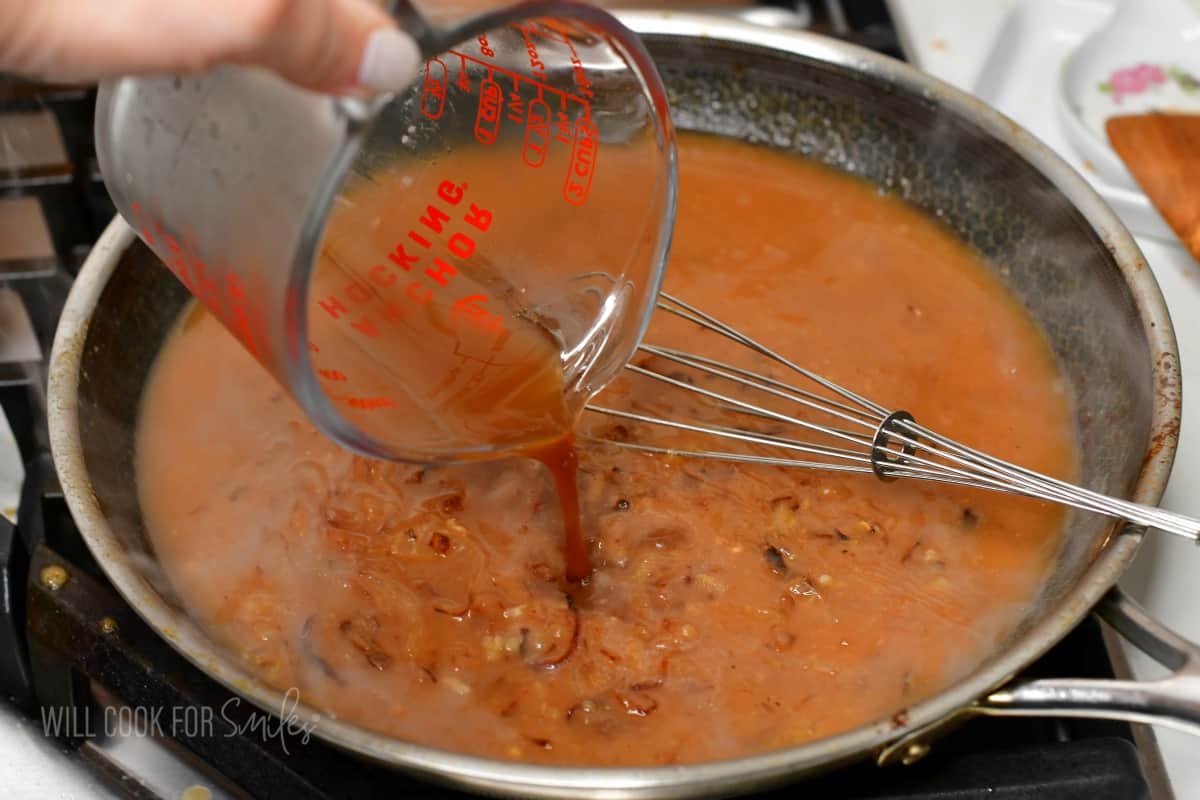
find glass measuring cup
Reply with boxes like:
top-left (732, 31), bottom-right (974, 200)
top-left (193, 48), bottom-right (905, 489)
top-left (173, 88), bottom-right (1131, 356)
top-left (94, 1), bottom-right (676, 463)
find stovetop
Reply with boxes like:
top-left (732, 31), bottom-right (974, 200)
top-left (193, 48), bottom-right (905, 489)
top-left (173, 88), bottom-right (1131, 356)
top-left (0, 2), bottom-right (1171, 797)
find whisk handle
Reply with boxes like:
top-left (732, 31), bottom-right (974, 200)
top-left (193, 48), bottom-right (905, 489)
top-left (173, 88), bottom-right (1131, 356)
top-left (954, 472), bottom-right (1200, 542)
top-left (1082, 492), bottom-right (1200, 542)
top-left (889, 420), bottom-right (1200, 543)
top-left (979, 468), bottom-right (1200, 543)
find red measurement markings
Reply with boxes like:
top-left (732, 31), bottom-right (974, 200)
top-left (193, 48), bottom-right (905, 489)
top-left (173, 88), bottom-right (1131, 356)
top-left (523, 97), bottom-right (551, 167)
top-left (448, 27), bottom-right (493, 91)
top-left (381, 181), bottom-right (497, 313)
top-left (505, 89), bottom-right (524, 124)
top-left (221, 270), bottom-right (267, 362)
top-left (451, 294), bottom-right (506, 336)
top-left (312, 180), bottom-right (508, 412)
top-left (515, 23), bottom-right (548, 82)
top-left (449, 49), bottom-right (596, 184)
top-left (315, 180), bottom-right (506, 350)
top-left (564, 116), bottom-right (598, 206)
top-left (433, 46), bottom-right (600, 199)
top-left (525, 19), bottom-right (595, 99)
top-left (421, 58), bottom-right (448, 120)
top-left (474, 77), bottom-right (502, 145)
top-left (448, 51), bottom-right (590, 108)
top-left (554, 111), bottom-right (572, 144)
top-left (343, 395), bottom-right (395, 410)
top-left (129, 202), bottom-right (267, 359)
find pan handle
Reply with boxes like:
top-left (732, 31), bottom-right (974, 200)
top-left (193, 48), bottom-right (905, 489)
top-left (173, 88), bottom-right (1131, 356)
top-left (976, 588), bottom-right (1200, 735)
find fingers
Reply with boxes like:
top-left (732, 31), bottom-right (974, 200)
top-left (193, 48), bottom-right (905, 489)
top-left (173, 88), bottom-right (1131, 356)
top-left (223, 0), bottom-right (422, 93)
top-left (356, 27), bottom-right (425, 94)
top-left (0, 0), bottom-right (422, 93)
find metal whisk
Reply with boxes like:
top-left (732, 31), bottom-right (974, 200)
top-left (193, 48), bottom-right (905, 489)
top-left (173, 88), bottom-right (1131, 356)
top-left (585, 293), bottom-right (1200, 542)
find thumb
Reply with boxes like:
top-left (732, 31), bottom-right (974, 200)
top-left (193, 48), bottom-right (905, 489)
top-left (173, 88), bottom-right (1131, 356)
top-left (231, 0), bottom-right (424, 93)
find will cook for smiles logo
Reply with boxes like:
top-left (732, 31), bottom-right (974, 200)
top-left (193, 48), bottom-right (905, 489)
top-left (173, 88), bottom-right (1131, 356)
top-left (39, 688), bottom-right (319, 755)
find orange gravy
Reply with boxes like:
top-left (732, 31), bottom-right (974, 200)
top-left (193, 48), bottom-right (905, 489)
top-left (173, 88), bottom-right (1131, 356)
top-left (136, 134), bottom-right (1075, 766)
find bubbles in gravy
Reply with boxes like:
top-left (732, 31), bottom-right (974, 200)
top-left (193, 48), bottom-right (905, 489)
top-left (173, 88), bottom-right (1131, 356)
top-left (136, 133), bottom-right (1075, 766)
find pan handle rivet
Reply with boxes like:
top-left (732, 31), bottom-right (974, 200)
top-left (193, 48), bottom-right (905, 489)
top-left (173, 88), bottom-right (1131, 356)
top-left (901, 742), bottom-right (930, 765)
top-left (99, 617), bottom-right (119, 635)
top-left (39, 564), bottom-right (69, 591)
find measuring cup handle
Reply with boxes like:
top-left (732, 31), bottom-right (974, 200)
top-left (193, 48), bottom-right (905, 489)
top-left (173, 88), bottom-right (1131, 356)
top-left (386, 0), bottom-right (438, 51)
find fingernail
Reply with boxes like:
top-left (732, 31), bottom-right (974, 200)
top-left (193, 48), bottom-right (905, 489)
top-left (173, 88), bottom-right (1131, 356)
top-left (358, 28), bottom-right (423, 93)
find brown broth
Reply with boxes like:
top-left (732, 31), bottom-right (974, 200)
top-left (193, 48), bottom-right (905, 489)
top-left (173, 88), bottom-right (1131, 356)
top-left (135, 134), bottom-right (1075, 766)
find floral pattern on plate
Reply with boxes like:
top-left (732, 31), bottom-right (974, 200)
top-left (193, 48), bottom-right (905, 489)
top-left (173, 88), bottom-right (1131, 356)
top-left (1098, 63), bottom-right (1200, 104)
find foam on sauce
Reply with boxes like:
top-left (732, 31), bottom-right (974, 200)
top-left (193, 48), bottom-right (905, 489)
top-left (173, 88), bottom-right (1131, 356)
top-left (136, 134), bottom-right (1075, 766)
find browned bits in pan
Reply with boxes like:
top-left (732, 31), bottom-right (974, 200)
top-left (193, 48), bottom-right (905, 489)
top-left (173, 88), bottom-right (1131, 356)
top-left (763, 545), bottom-right (788, 575)
top-left (519, 592), bottom-right (580, 669)
top-left (618, 692), bottom-right (658, 717)
top-left (602, 424), bottom-right (633, 443)
top-left (338, 614), bottom-right (392, 671)
top-left (769, 495), bottom-right (799, 511)
top-left (429, 532), bottom-right (451, 555)
top-left (365, 651), bottom-right (392, 671)
top-left (299, 615), bottom-right (341, 682)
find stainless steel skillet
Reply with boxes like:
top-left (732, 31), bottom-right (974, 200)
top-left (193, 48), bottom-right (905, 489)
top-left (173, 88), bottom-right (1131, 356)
top-left (47, 12), bottom-right (1198, 797)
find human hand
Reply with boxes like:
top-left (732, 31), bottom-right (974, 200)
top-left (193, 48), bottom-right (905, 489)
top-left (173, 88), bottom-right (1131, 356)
top-left (0, 0), bottom-right (422, 93)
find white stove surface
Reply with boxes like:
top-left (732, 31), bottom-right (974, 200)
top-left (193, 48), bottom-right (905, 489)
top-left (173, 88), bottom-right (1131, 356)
top-left (889, 0), bottom-right (1200, 795)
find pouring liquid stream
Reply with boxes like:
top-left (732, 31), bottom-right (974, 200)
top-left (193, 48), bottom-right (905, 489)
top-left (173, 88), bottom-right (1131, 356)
top-left (526, 432), bottom-right (589, 582)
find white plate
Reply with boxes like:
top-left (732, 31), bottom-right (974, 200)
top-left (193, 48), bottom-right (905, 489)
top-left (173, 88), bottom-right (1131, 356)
top-left (1059, 0), bottom-right (1200, 193)
top-left (972, 0), bottom-right (1176, 241)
